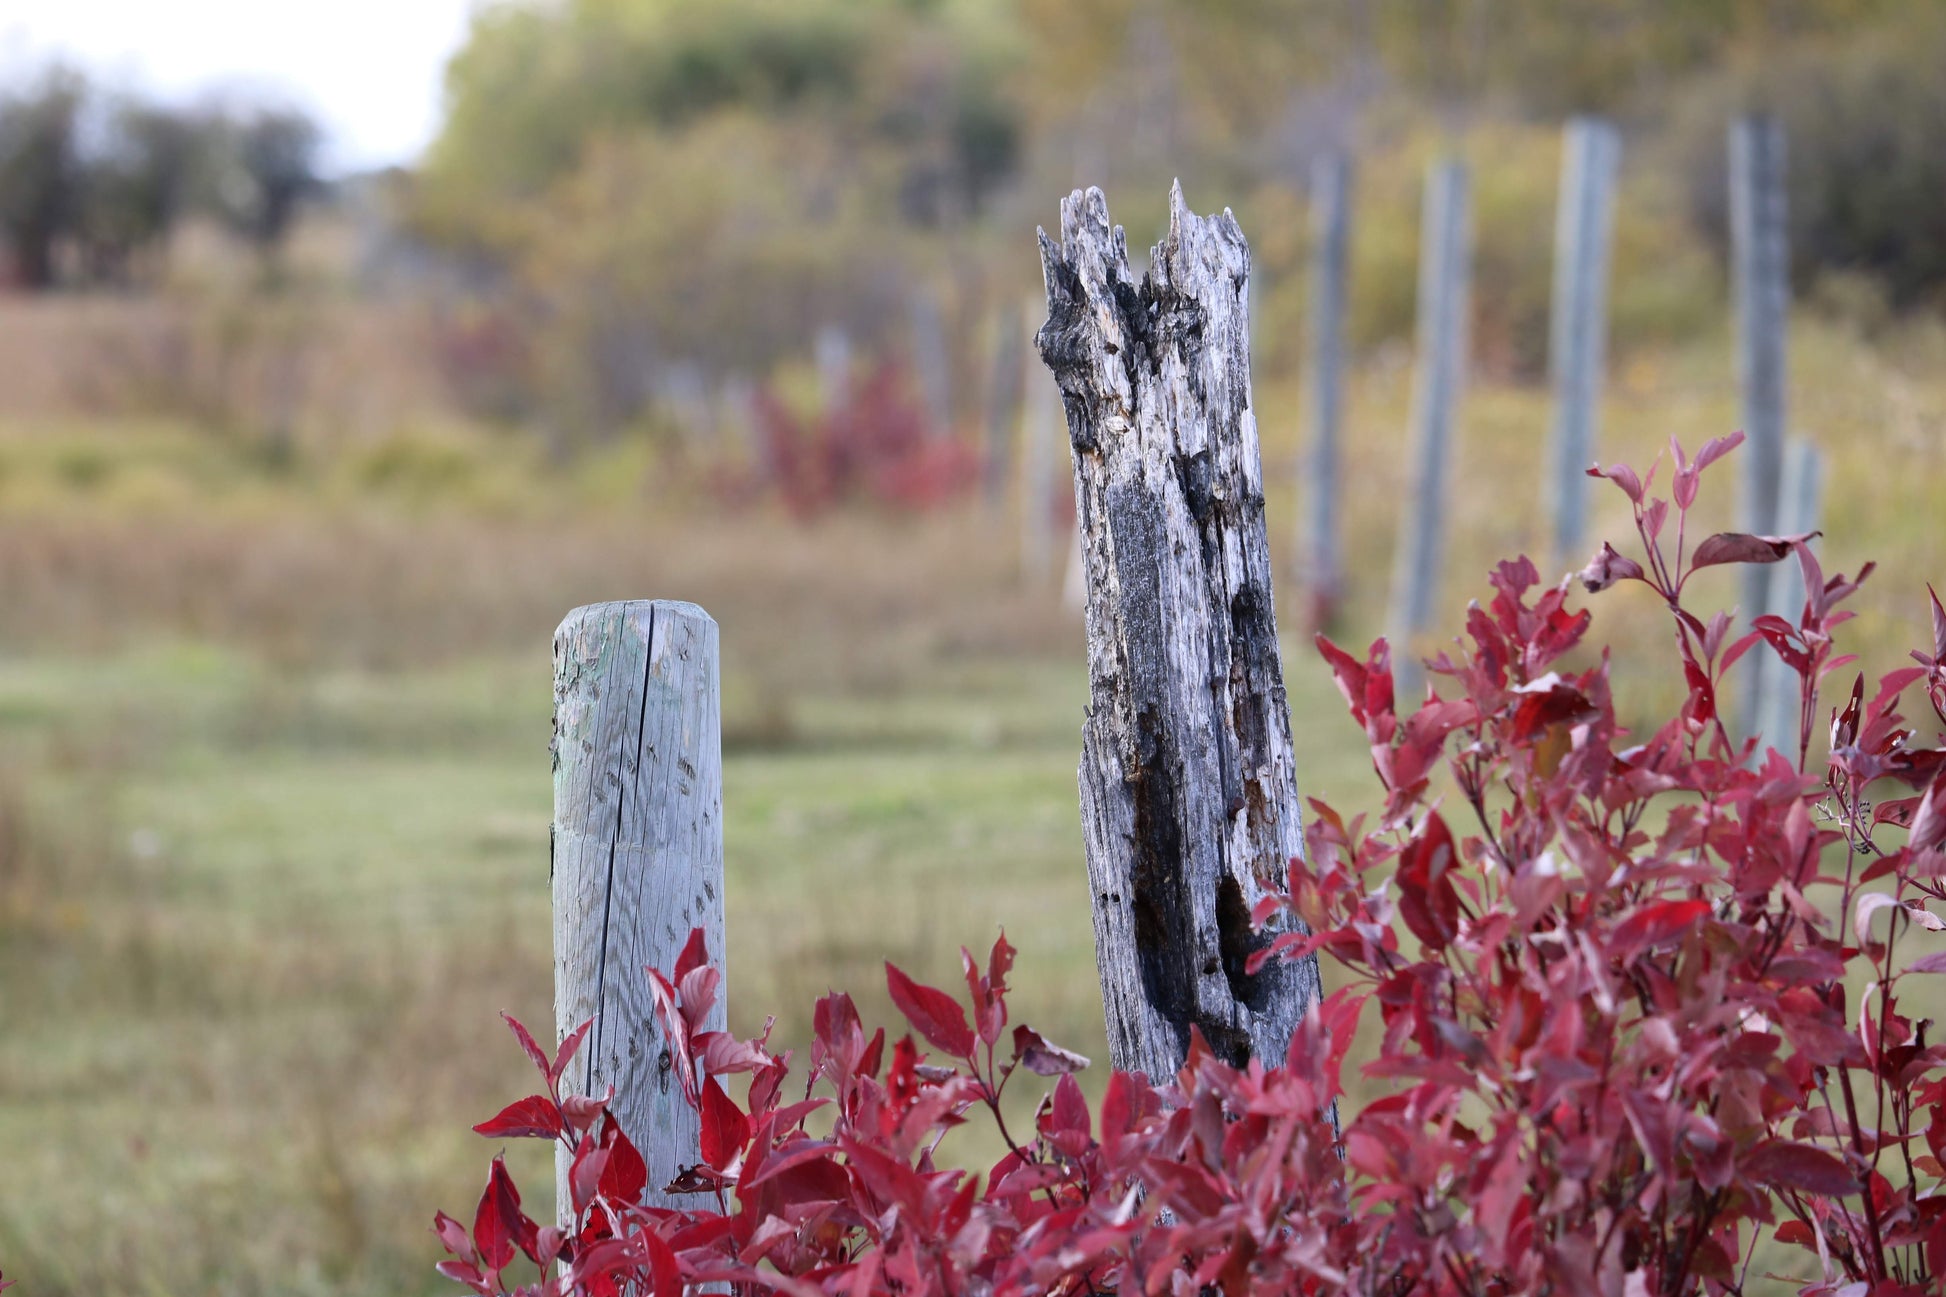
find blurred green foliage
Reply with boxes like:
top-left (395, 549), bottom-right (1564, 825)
top-left (402, 0), bottom-right (1946, 447)
top-left (1670, 7), bottom-right (1946, 312)
top-left (0, 69), bottom-right (322, 288)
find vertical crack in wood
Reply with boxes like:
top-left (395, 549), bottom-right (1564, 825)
top-left (1036, 183), bottom-right (1325, 1082)
top-left (587, 601), bottom-right (655, 1098)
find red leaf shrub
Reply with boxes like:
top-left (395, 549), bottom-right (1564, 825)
top-left (438, 435), bottom-right (1946, 1295)
top-left (748, 360), bottom-right (979, 518)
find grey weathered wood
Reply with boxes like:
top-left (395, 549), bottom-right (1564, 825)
top-left (1302, 150), bottom-right (1352, 629)
top-left (552, 600), bottom-right (724, 1220)
top-left (1752, 438), bottom-right (1823, 758)
top-left (983, 304), bottom-right (1025, 504)
top-left (1019, 299), bottom-right (1062, 586)
top-left (1388, 158), bottom-right (1472, 660)
top-left (1546, 118), bottom-right (1620, 567)
top-left (1731, 115), bottom-right (1789, 627)
top-left (1036, 184), bottom-right (1324, 1080)
top-left (1061, 526), bottom-right (1086, 615)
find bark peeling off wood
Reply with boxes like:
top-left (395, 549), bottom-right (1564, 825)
top-left (1035, 184), bottom-right (1323, 1083)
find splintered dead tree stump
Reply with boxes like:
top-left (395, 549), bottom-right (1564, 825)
top-left (552, 600), bottom-right (725, 1220)
top-left (1035, 184), bottom-right (1324, 1081)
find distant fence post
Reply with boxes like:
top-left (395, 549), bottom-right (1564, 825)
top-left (816, 326), bottom-right (853, 417)
top-left (909, 290), bottom-right (955, 441)
top-left (1019, 297), bottom-right (1061, 586)
top-left (1036, 184), bottom-right (1325, 1080)
top-left (982, 304), bottom-right (1025, 505)
top-left (1388, 158), bottom-right (1472, 673)
top-left (552, 600), bottom-right (724, 1221)
top-left (1753, 438), bottom-right (1824, 758)
top-left (1730, 115), bottom-right (1789, 626)
top-left (1302, 150), bottom-right (1351, 630)
top-left (1546, 117), bottom-right (1620, 568)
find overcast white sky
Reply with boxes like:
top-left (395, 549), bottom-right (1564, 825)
top-left (0, 0), bottom-right (479, 173)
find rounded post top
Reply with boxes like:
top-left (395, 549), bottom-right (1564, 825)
top-left (554, 600), bottom-right (716, 644)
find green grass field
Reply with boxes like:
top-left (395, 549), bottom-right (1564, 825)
top-left (0, 635), bottom-right (1372, 1295)
top-left (1, 308), bottom-right (1943, 1294)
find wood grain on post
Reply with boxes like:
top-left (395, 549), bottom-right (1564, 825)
top-left (1389, 158), bottom-right (1472, 663)
top-left (552, 600), bottom-right (724, 1220)
top-left (1547, 118), bottom-right (1620, 568)
top-left (1035, 184), bottom-right (1324, 1080)
top-left (1731, 115), bottom-right (1789, 627)
top-left (1303, 151), bottom-right (1352, 629)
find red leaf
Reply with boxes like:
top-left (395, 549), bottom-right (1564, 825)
top-left (1744, 1140), bottom-right (1857, 1197)
top-left (1690, 532), bottom-right (1808, 570)
top-left (1476, 1137), bottom-right (1526, 1251)
top-left (1396, 812), bottom-right (1460, 952)
top-left (1911, 770), bottom-right (1946, 852)
top-left (473, 1094), bottom-right (565, 1141)
top-left (987, 931), bottom-right (1016, 992)
top-left (1100, 1069), bottom-right (1156, 1139)
top-left (501, 1012), bottom-right (550, 1079)
top-left (1013, 1025), bottom-right (1090, 1076)
top-left (674, 926), bottom-right (710, 985)
top-left (1773, 1220), bottom-right (1817, 1247)
top-left (1047, 1072), bottom-right (1091, 1138)
top-left (885, 962), bottom-right (976, 1057)
top-left (433, 1209), bottom-right (476, 1262)
top-left (1694, 430), bottom-right (1745, 471)
top-left (1510, 676), bottom-right (1599, 743)
top-left (1589, 461), bottom-right (1644, 503)
top-left (699, 1074), bottom-right (752, 1171)
top-left (434, 1259), bottom-right (489, 1294)
top-left (1578, 541), bottom-right (1644, 593)
top-left (561, 1089), bottom-right (611, 1131)
top-left (1316, 633), bottom-right (1370, 724)
top-left (569, 1134), bottom-right (609, 1216)
top-left (552, 1018), bottom-right (594, 1088)
top-left (473, 1154), bottom-right (535, 1273)
top-left (1611, 899), bottom-right (1711, 960)
top-left (639, 1226), bottom-right (685, 1297)
top-left (598, 1122), bottom-right (647, 1203)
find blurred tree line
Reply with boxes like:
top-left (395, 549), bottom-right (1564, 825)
top-left (0, 65), bottom-right (322, 289)
top-left (5, 0), bottom-right (1943, 452)
top-left (396, 0), bottom-right (1946, 446)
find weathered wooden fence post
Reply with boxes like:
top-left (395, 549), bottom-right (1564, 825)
top-left (1035, 184), bottom-right (1324, 1079)
top-left (1730, 115), bottom-right (1789, 628)
top-left (1753, 438), bottom-right (1824, 757)
top-left (1302, 150), bottom-right (1352, 630)
top-left (552, 600), bottom-right (724, 1220)
top-left (1546, 117), bottom-right (1620, 568)
top-left (1388, 157), bottom-right (1472, 669)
